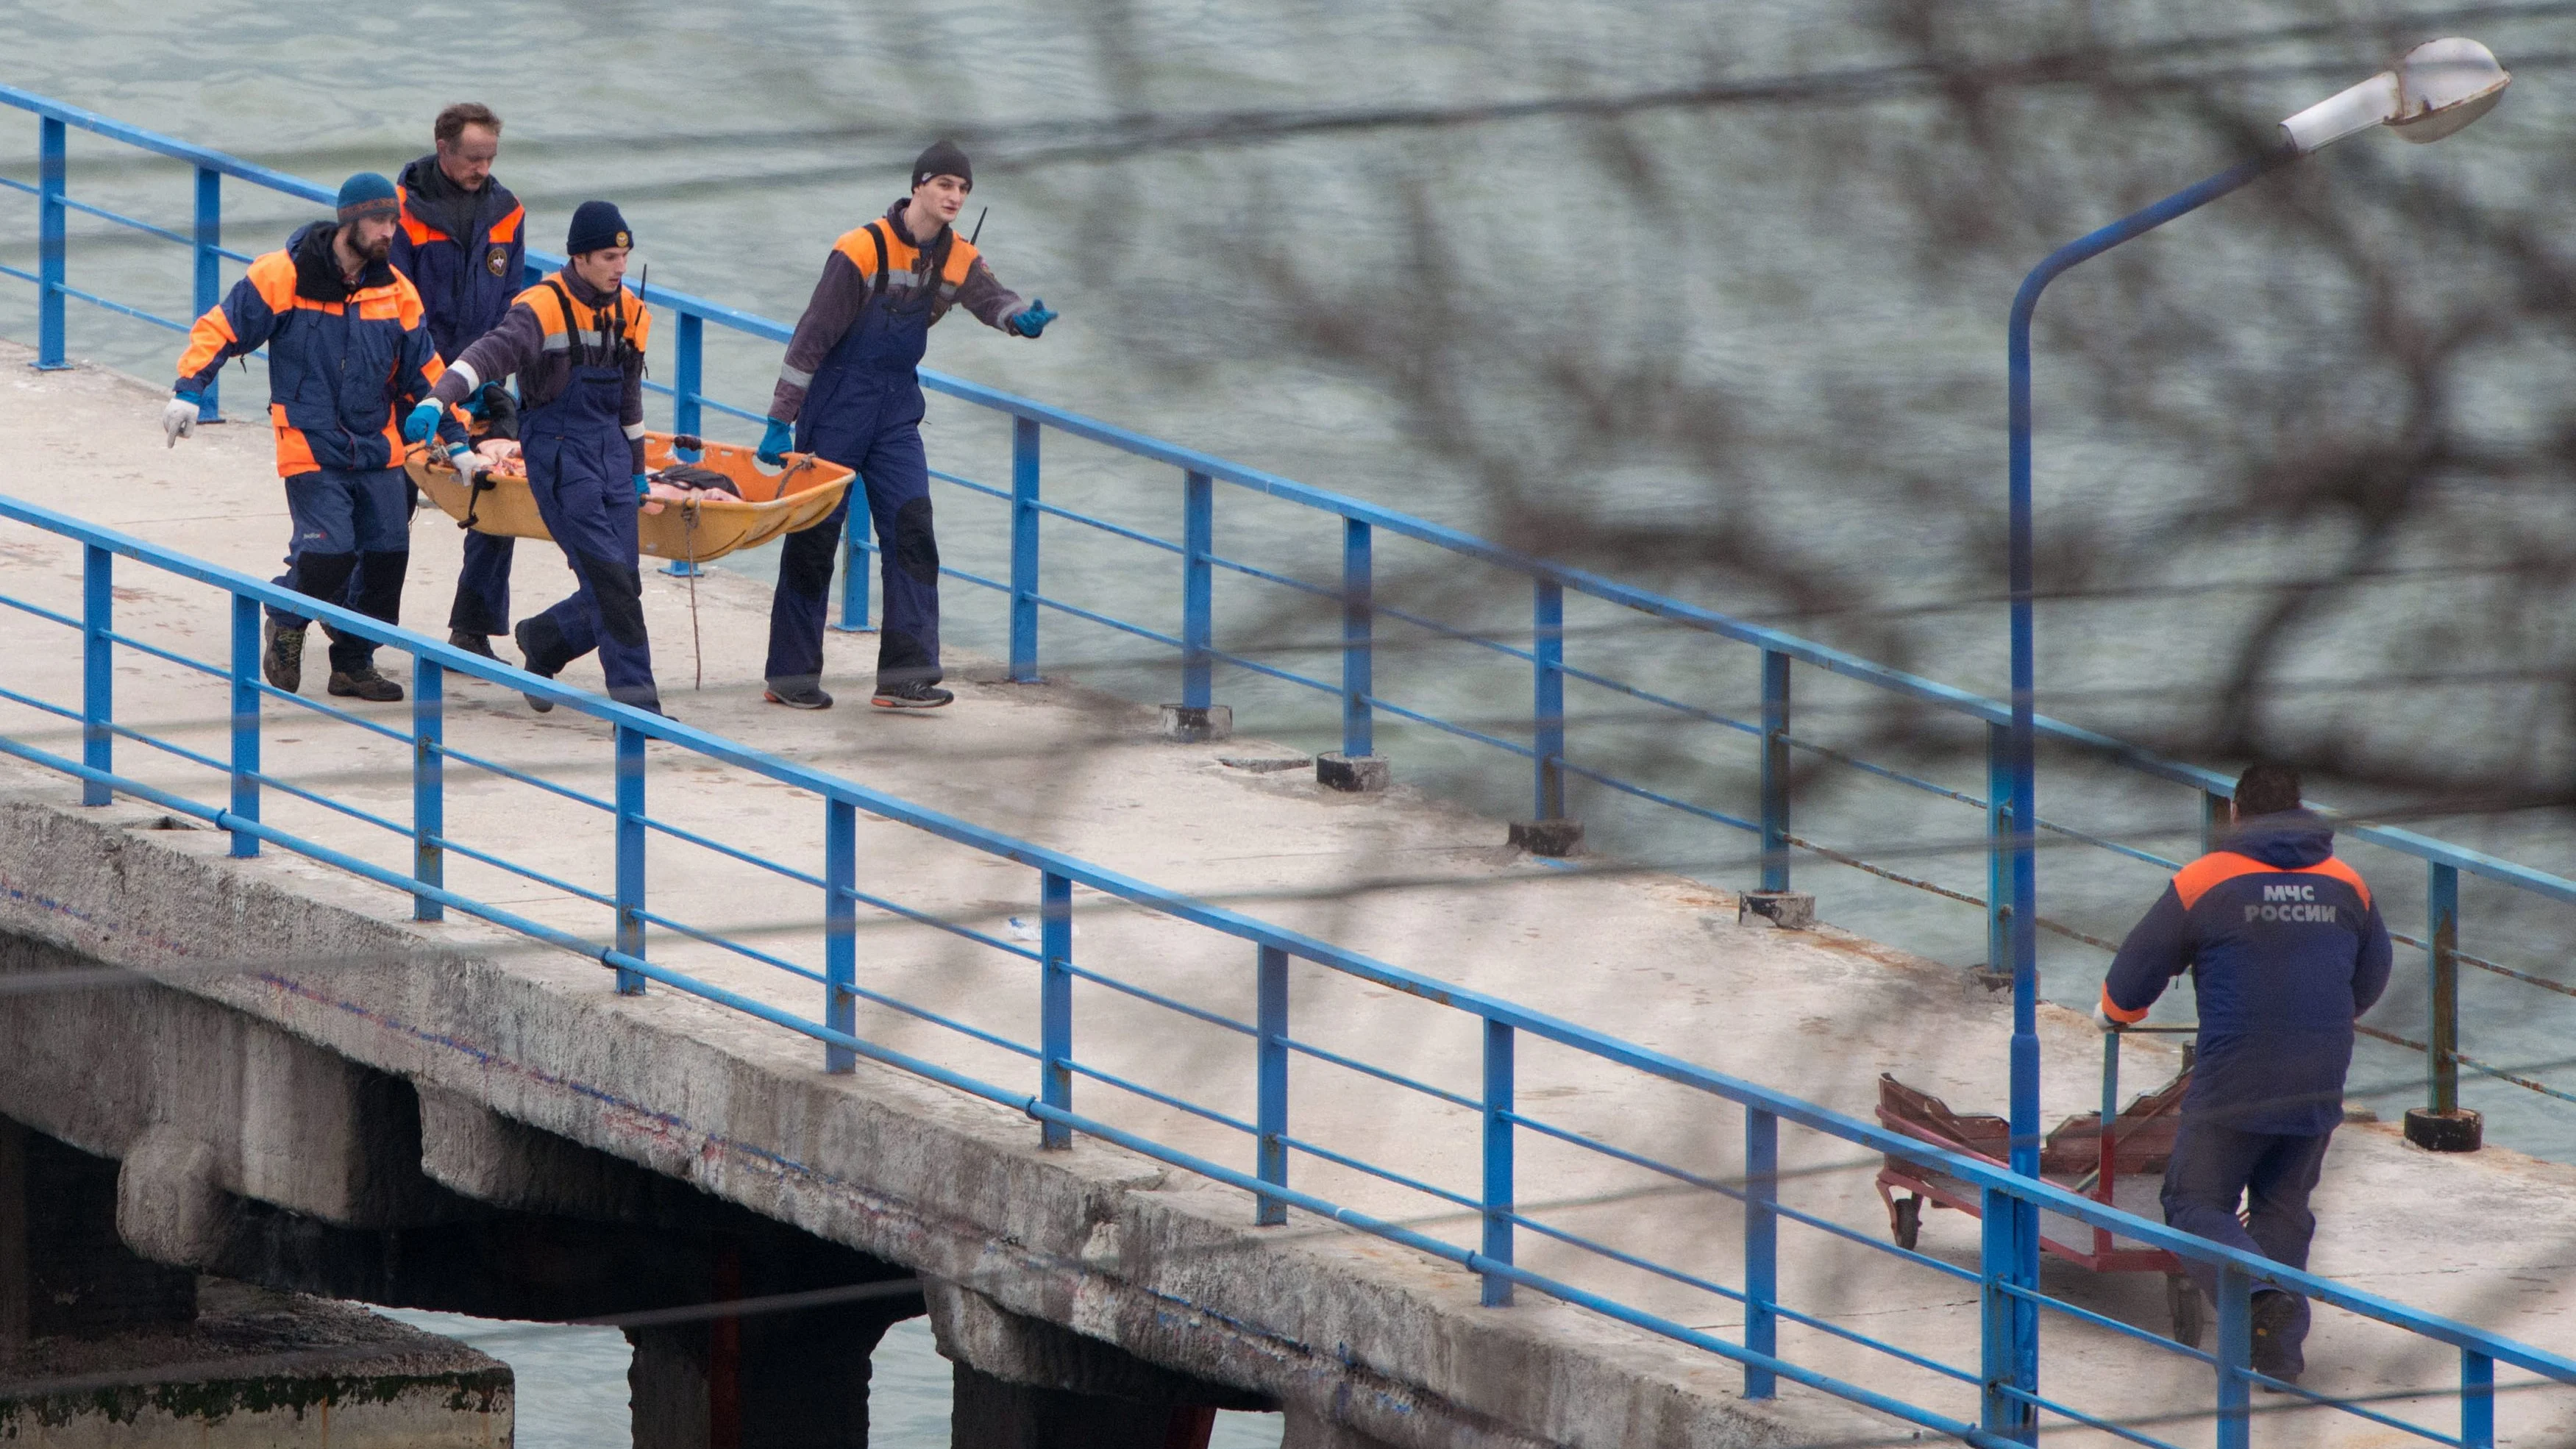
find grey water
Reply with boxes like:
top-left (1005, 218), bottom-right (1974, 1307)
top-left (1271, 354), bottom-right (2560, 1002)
top-left (10, 0), bottom-right (2576, 1439)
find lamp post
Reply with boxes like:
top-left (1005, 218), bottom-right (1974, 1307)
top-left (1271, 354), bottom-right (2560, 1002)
top-left (1988, 38), bottom-right (2506, 1442)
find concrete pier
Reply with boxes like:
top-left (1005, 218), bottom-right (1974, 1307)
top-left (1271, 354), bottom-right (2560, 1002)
top-left (1, 1120), bottom-right (510, 1447)
top-left (3, 345), bottom-right (2575, 1445)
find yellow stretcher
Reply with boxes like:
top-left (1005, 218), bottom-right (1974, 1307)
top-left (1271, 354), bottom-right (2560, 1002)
top-left (405, 433), bottom-right (856, 566)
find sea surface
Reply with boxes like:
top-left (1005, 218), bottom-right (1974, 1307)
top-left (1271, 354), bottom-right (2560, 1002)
top-left (9, 1), bottom-right (2576, 1440)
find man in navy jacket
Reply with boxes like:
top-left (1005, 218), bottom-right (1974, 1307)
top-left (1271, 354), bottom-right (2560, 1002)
top-left (2102, 762), bottom-right (2391, 1385)
top-left (390, 102), bottom-right (527, 660)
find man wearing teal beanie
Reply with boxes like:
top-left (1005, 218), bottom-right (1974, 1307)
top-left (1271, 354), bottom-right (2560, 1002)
top-left (168, 172), bottom-right (465, 702)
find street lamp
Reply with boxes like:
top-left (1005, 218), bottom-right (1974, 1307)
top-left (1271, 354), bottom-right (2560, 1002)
top-left (1987, 37), bottom-right (2506, 1442)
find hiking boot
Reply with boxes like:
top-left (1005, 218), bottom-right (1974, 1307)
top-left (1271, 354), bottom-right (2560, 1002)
top-left (764, 683), bottom-right (833, 711)
top-left (512, 620), bottom-right (555, 713)
top-left (327, 667), bottom-right (405, 703)
top-left (2249, 1289), bottom-right (2302, 1385)
top-left (262, 619), bottom-right (306, 694)
top-left (447, 628), bottom-right (499, 662)
top-left (870, 680), bottom-right (953, 711)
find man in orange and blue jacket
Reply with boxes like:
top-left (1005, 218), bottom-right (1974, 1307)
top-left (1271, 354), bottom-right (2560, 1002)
top-left (165, 173), bottom-right (466, 702)
top-left (2102, 762), bottom-right (2391, 1386)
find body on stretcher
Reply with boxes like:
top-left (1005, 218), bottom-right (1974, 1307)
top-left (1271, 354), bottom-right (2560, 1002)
top-left (406, 432), bottom-right (855, 565)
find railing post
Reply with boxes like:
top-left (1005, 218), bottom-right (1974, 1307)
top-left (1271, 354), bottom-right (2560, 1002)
top-left (35, 116), bottom-right (66, 371)
top-left (2428, 861), bottom-right (2460, 1117)
top-left (227, 594), bottom-right (259, 858)
top-left (1039, 871), bottom-right (1072, 1147)
top-left (2461, 1348), bottom-right (2495, 1449)
top-left (1979, 1185), bottom-right (2038, 1445)
top-left (1010, 416), bottom-right (1042, 681)
top-left (411, 660), bottom-right (443, 922)
top-left (834, 488), bottom-right (873, 632)
top-left (1533, 579), bottom-right (1565, 821)
top-left (2200, 785), bottom-right (2230, 855)
top-left (1341, 519), bottom-right (1373, 759)
top-left (192, 166), bottom-right (220, 420)
top-left (1480, 1019), bottom-right (1514, 1307)
top-left (1985, 722), bottom-right (2011, 978)
top-left (1743, 1106), bottom-right (1777, 1400)
top-left (2213, 1263), bottom-right (2252, 1449)
top-left (673, 311), bottom-right (703, 444)
top-left (1760, 649), bottom-right (1791, 892)
top-left (1182, 470), bottom-right (1214, 711)
top-left (613, 723), bottom-right (647, 995)
top-left (80, 544), bottom-right (110, 805)
top-left (825, 798), bottom-right (857, 1073)
top-left (1255, 944), bottom-right (1288, 1226)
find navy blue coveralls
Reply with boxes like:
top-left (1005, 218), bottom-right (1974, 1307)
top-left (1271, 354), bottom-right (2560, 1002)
top-left (516, 282), bottom-right (661, 712)
top-left (766, 226), bottom-right (970, 694)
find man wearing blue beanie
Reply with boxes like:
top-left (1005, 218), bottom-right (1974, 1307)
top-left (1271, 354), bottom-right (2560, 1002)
top-left (167, 171), bottom-right (467, 702)
top-left (752, 140), bottom-right (1056, 711)
top-left (410, 201), bottom-right (663, 713)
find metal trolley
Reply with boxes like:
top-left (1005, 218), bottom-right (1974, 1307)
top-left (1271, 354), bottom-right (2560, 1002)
top-left (1876, 1026), bottom-right (2205, 1346)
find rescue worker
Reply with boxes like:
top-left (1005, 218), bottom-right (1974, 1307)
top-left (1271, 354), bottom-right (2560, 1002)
top-left (752, 140), bottom-right (1056, 711)
top-left (2099, 763), bottom-right (2391, 1388)
top-left (389, 102), bottom-right (528, 660)
top-left (409, 202), bottom-right (662, 714)
top-left (164, 172), bottom-right (466, 702)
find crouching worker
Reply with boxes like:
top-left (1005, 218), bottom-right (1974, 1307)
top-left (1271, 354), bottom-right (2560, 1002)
top-left (165, 172), bottom-right (463, 701)
top-left (2099, 762), bottom-right (2391, 1388)
top-left (409, 202), bottom-right (661, 714)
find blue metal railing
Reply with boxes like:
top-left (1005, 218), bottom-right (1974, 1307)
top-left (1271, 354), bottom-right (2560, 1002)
top-left (3, 494), bottom-right (2571, 1447)
top-left (1, 89), bottom-right (2575, 1444)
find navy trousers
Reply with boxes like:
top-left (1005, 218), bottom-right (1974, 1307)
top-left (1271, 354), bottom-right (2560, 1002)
top-left (270, 467), bottom-right (410, 674)
top-left (766, 404), bottom-right (938, 692)
top-left (2161, 1118), bottom-right (2333, 1377)
top-left (519, 431), bottom-right (660, 711)
top-left (449, 531), bottom-right (516, 637)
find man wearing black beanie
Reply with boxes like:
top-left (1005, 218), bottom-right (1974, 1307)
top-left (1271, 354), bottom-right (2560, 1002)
top-left (752, 140), bottom-right (1057, 711)
top-left (408, 200), bottom-right (665, 713)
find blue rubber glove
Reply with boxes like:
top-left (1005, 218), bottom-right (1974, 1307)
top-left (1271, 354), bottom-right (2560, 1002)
top-left (402, 399), bottom-right (444, 444)
top-left (1006, 299), bottom-right (1056, 339)
top-left (756, 416), bottom-right (794, 466)
top-left (633, 472), bottom-right (651, 500)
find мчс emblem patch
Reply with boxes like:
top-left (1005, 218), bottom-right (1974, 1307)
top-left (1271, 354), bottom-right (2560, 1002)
top-left (487, 246), bottom-right (508, 277)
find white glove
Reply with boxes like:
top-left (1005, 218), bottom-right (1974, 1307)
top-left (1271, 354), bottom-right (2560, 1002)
top-left (2094, 1005), bottom-right (2123, 1033)
top-left (161, 396), bottom-right (199, 446)
top-left (446, 444), bottom-right (483, 485)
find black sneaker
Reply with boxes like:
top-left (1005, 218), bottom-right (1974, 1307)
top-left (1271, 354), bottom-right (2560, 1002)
top-left (511, 621), bottom-right (555, 713)
top-left (327, 667), bottom-right (405, 702)
top-left (262, 619), bottom-right (305, 694)
top-left (870, 681), bottom-right (953, 711)
top-left (764, 683), bottom-right (833, 710)
top-left (448, 628), bottom-right (499, 662)
top-left (2249, 1289), bottom-right (2302, 1385)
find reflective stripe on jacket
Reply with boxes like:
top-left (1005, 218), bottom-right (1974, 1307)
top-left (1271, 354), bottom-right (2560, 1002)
top-left (176, 222), bottom-right (454, 477)
top-left (433, 269), bottom-right (651, 471)
top-left (766, 199), bottom-right (1025, 423)
top-left (2103, 811), bottom-right (2393, 1134)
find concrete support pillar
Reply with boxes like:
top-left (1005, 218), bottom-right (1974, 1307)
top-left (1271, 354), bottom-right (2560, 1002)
top-left (626, 1246), bottom-right (915, 1449)
top-left (950, 1361), bottom-right (1217, 1449)
top-left (1282, 1406), bottom-right (1405, 1449)
top-left (0, 1117), bottom-right (196, 1340)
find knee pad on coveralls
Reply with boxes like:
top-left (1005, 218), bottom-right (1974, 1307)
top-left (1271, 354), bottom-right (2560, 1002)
top-left (893, 497), bottom-right (939, 585)
top-left (577, 553), bottom-right (650, 650)
top-left (289, 550), bottom-right (360, 611)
